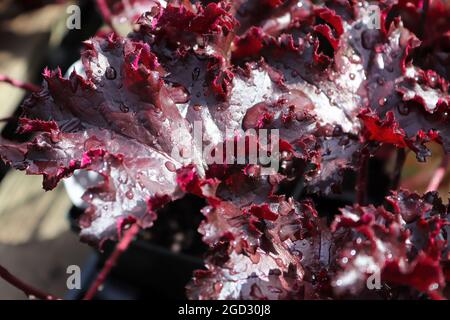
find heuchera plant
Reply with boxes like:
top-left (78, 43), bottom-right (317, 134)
top-left (0, 0), bottom-right (449, 299)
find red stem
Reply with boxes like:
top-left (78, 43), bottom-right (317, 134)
top-left (426, 155), bottom-right (449, 192)
top-left (356, 149), bottom-right (369, 205)
top-left (95, 0), bottom-right (115, 31)
top-left (83, 223), bottom-right (140, 300)
top-left (0, 74), bottom-right (40, 92)
top-left (0, 264), bottom-right (59, 300)
top-left (392, 149), bottom-right (406, 189)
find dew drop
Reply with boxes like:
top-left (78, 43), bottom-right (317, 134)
top-left (377, 77), bottom-right (385, 85)
top-left (171, 85), bottom-right (191, 104)
top-left (274, 258), bottom-right (285, 268)
top-left (349, 54), bottom-right (361, 64)
top-left (349, 73), bottom-right (356, 80)
top-left (193, 104), bottom-right (202, 111)
top-left (180, 147), bottom-right (190, 159)
top-left (105, 66), bottom-right (117, 80)
top-left (398, 103), bottom-right (410, 115)
top-left (300, 239), bottom-right (308, 247)
top-left (192, 67), bottom-right (201, 81)
top-left (119, 102), bottom-right (130, 113)
top-left (165, 161), bottom-right (176, 172)
top-left (125, 190), bottom-right (134, 199)
top-left (333, 125), bottom-right (343, 136)
top-left (429, 76), bottom-right (437, 87)
top-left (378, 97), bottom-right (386, 106)
top-left (292, 250), bottom-right (303, 260)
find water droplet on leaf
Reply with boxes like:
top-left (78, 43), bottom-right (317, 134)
top-left (125, 190), bottom-right (134, 199)
top-left (165, 161), bottom-right (176, 172)
top-left (119, 102), bottom-right (130, 113)
top-left (398, 103), bottom-right (410, 115)
top-left (192, 67), bottom-right (200, 81)
top-left (378, 97), bottom-right (386, 106)
top-left (349, 54), bottom-right (361, 64)
top-left (377, 77), bottom-right (385, 85)
top-left (105, 66), bottom-right (117, 80)
top-left (171, 85), bottom-right (190, 104)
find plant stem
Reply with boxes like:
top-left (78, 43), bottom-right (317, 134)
top-left (0, 264), bottom-right (59, 300)
top-left (426, 155), bottom-right (449, 192)
top-left (356, 149), bottom-right (369, 205)
top-left (392, 149), bottom-right (406, 189)
top-left (0, 74), bottom-right (40, 92)
top-left (83, 223), bottom-right (140, 300)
